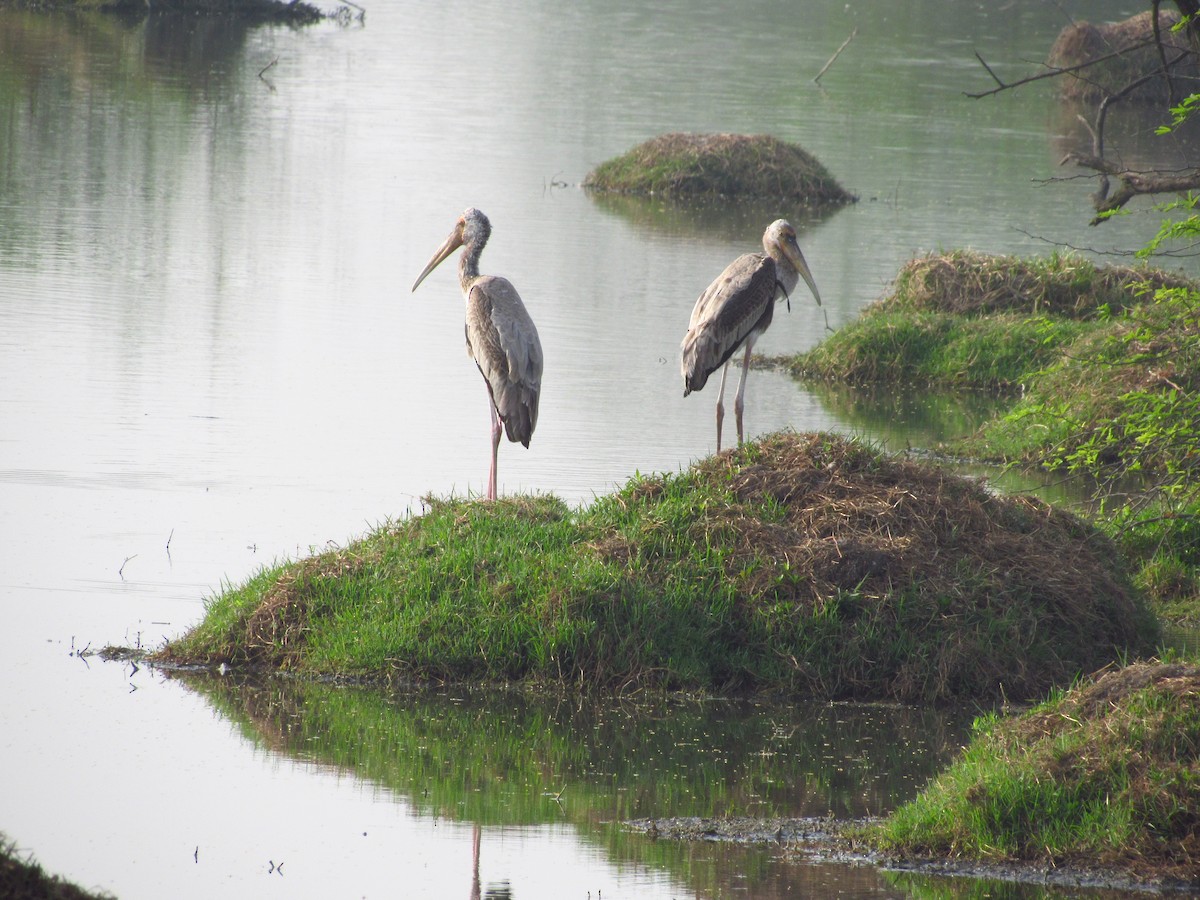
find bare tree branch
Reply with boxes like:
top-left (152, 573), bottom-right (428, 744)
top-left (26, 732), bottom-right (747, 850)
top-left (1059, 153), bottom-right (1200, 223)
top-left (965, 38), bottom-right (1177, 98)
top-left (971, 5), bottom-right (1200, 224)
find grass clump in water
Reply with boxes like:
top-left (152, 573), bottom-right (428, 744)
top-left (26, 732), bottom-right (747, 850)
top-left (870, 661), bottom-right (1200, 887)
top-left (795, 250), bottom-right (1189, 392)
top-left (159, 432), bottom-right (1157, 703)
top-left (583, 133), bottom-right (855, 205)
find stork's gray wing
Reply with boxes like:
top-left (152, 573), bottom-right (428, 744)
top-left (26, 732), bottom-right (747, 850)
top-left (681, 252), bottom-right (778, 395)
top-left (466, 275), bottom-right (543, 446)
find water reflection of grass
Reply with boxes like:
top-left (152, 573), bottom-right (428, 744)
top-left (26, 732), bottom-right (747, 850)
top-left (797, 379), bottom-right (1005, 452)
top-left (586, 191), bottom-right (838, 243)
top-left (882, 871), bottom-right (1053, 899)
top-left (180, 675), bottom-right (970, 826)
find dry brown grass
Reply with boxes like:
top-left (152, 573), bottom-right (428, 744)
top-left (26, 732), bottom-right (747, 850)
top-left (1018, 661), bottom-right (1200, 735)
top-left (241, 549), bottom-right (375, 668)
top-left (604, 432), bottom-right (1157, 701)
top-left (693, 433), bottom-right (1115, 606)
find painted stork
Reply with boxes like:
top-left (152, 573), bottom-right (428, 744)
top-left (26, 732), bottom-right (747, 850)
top-left (681, 219), bottom-right (821, 451)
top-left (412, 208), bottom-right (543, 500)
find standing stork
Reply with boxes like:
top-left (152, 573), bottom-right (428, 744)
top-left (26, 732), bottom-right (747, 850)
top-left (411, 208), bottom-right (543, 501)
top-left (681, 219), bottom-right (821, 451)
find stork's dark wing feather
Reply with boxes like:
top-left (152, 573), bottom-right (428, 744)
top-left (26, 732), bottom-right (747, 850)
top-left (465, 275), bottom-right (543, 446)
top-left (680, 252), bottom-right (778, 395)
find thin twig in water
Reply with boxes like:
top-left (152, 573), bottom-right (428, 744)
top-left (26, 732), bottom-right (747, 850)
top-left (118, 554), bottom-right (136, 578)
top-left (814, 28), bottom-right (856, 84)
top-left (259, 58), bottom-right (278, 79)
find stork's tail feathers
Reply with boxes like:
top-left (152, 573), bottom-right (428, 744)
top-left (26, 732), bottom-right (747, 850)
top-left (681, 328), bottom-right (714, 398)
top-left (498, 385), bottom-right (539, 448)
top-left (683, 370), bottom-right (708, 397)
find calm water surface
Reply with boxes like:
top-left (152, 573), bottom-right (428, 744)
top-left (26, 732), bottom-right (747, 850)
top-left (0, 1), bottom-right (1191, 896)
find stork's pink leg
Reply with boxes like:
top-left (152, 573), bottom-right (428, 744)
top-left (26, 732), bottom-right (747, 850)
top-left (487, 402), bottom-right (502, 501)
top-left (715, 361), bottom-right (731, 452)
top-left (733, 337), bottom-right (756, 447)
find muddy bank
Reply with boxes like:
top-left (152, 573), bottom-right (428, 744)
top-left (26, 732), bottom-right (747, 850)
top-left (0, 0), bottom-right (327, 23)
top-left (624, 816), bottom-right (1200, 894)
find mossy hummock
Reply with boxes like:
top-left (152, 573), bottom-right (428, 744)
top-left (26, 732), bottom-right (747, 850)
top-left (584, 133), bottom-right (854, 205)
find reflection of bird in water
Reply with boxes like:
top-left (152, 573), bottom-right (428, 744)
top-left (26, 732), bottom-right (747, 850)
top-left (412, 208), bottom-right (543, 501)
top-left (469, 823), bottom-right (513, 900)
top-left (681, 219), bottom-right (821, 451)
top-left (471, 824), bottom-right (480, 900)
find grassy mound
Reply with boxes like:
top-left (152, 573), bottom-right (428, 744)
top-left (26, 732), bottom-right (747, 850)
top-left (793, 250), bottom-right (1200, 621)
top-left (871, 661), bottom-right (1200, 887)
top-left (583, 133), bottom-right (854, 205)
top-left (794, 250), bottom-right (1191, 392)
top-left (158, 432), bottom-right (1156, 703)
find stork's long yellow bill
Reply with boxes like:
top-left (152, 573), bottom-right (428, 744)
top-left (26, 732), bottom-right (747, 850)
top-left (411, 228), bottom-right (465, 292)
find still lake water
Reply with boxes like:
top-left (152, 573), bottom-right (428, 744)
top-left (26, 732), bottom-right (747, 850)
top-left (1, 1), bottom-right (1195, 896)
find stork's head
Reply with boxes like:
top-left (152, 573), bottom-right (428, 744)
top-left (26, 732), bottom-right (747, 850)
top-left (763, 219), bottom-right (821, 307)
top-left (412, 207), bottom-right (493, 292)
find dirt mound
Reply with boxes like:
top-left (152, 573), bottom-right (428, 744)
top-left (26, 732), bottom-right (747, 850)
top-left (983, 660), bottom-right (1200, 881)
top-left (583, 132), bottom-right (854, 204)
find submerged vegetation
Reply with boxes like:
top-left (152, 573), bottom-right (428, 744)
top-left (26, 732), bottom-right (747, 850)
top-left (159, 432), bottom-right (1157, 703)
top-left (583, 133), bottom-right (855, 205)
top-left (871, 661), bottom-right (1200, 888)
